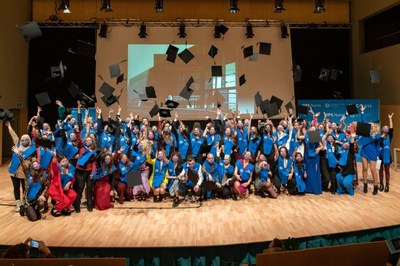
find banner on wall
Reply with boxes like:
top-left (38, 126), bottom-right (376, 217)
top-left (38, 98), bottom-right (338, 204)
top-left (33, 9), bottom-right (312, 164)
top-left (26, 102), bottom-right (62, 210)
top-left (297, 99), bottom-right (380, 124)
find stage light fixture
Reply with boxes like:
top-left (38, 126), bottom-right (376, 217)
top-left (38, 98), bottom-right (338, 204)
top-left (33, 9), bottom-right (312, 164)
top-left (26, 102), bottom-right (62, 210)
top-left (177, 23), bottom-right (187, 38)
top-left (245, 23), bottom-right (254, 38)
top-left (154, 0), bottom-right (164, 13)
top-left (138, 23), bottom-right (148, 38)
top-left (98, 22), bottom-right (108, 38)
top-left (58, 0), bottom-right (71, 13)
top-left (229, 0), bottom-right (240, 13)
top-left (213, 23), bottom-right (228, 39)
top-left (314, 0), bottom-right (325, 13)
top-left (100, 0), bottom-right (113, 12)
top-left (281, 24), bottom-right (289, 38)
top-left (274, 0), bottom-right (285, 13)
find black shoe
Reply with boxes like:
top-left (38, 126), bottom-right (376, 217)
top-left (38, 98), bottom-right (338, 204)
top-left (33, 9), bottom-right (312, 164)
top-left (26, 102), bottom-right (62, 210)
top-left (74, 206), bottom-right (81, 213)
top-left (363, 183), bottom-right (368, 193)
top-left (384, 184), bottom-right (389, 193)
top-left (153, 196), bottom-right (157, 203)
top-left (331, 191), bottom-right (336, 195)
top-left (232, 194), bottom-right (238, 201)
top-left (372, 185), bottom-right (378, 195)
top-left (87, 206), bottom-right (93, 212)
top-left (379, 183), bottom-right (384, 191)
top-left (62, 209), bottom-right (72, 216)
top-left (172, 198), bottom-right (180, 208)
top-left (51, 208), bottom-right (62, 217)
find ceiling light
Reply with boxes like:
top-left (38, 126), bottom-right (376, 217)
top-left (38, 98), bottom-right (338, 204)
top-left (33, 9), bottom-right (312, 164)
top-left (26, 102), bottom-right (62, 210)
top-left (178, 23), bottom-right (187, 38)
top-left (274, 0), bottom-right (285, 13)
top-left (245, 23), bottom-right (254, 38)
top-left (229, 0), bottom-right (239, 14)
top-left (58, 0), bottom-right (71, 13)
top-left (314, 0), bottom-right (325, 13)
top-left (154, 0), bottom-right (164, 12)
top-left (100, 0), bottom-right (113, 12)
top-left (138, 23), bottom-right (148, 38)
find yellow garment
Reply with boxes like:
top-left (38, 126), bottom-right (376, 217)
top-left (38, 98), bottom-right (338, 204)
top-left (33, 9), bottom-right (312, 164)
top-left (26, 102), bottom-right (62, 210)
top-left (147, 155), bottom-right (169, 189)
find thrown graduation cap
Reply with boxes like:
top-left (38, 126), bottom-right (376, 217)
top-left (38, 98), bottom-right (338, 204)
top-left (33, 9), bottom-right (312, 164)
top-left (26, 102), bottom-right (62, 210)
top-left (259, 42), bottom-right (272, 55)
top-left (356, 122), bottom-right (371, 137)
top-left (212, 65), bottom-right (223, 77)
top-left (179, 48), bottom-right (195, 64)
top-left (109, 63), bottom-right (121, 79)
top-left (254, 91), bottom-right (263, 107)
top-left (116, 73), bottom-right (124, 84)
top-left (369, 70), bottom-right (380, 84)
top-left (239, 74), bottom-right (246, 86)
top-left (218, 24), bottom-right (229, 35)
top-left (0, 109), bottom-right (14, 122)
top-left (180, 86), bottom-right (193, 100)
top-left (260, 101), bottom-right (279, 117)
top-left (186, 76), bottom-right (194, 88)
top-left (346, 104), bottom-right (358, 115)
top-left (101, 95), bottom-right (120, 107)
top-left (270, 95), bottom-right (283, 111)
top-left (249, 53), bottom-right (259, 62)
top-left (243, 45), bottom-right (253, 58)
top-left (187, 168), bottom-right (199, 184)
top-left (68, 82), bottom-right (81, 99)
top-left (36, 138), bottom-right (54, 149)
top-left (166, 45), bottom-right (179, 63)
top-left (146, 86), bottom-right (157, 98)
top-left (208, 45), bottom-right (218, 58)
top-left (99, 82), bottom-right (116, 97)
top-left (285, 102), bottom-right (294, 113)
top-left (159, 108), bottom-right (171, 118)
top-left (35, 92), bottom-right (52, 106)
top-left (296, 105), bottom-right (308, 115)
top-left (307, 130), bottom-right (321, 143)
top-left (20, 21), bottom-right (42, 41)
top-left (149, 103), bottom-right (160, 118)
top-left (319, 68), bottom-right (331, 81)
top-left (165, 100), bottom-right (179, 109)
top-left (126, 170), bottom-right (143, 187)
top-left (76, 40), bottom-right (96, 58)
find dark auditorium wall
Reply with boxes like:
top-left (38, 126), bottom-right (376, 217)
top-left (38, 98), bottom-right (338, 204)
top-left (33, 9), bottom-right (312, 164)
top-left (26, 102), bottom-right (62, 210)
top-left (351, 0), bottom-right (400, 156)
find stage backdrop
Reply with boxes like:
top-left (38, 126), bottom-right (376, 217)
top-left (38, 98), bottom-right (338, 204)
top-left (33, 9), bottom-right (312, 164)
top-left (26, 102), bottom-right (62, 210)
top-left (297, 99), bottom-right (380, 124)
top-left (96, 26), bottom-right (294, 120)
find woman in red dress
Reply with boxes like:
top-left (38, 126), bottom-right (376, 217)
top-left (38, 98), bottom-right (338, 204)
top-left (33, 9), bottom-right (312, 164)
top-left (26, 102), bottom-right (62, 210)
top-left (93, 153), bottom-right (116, 210)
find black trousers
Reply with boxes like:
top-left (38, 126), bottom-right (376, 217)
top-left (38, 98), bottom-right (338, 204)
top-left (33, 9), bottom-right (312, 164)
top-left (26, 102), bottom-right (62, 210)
top-left (73, 168), bottom-right (93, 209)
top-left (11, 176), bottom-right (25, 200)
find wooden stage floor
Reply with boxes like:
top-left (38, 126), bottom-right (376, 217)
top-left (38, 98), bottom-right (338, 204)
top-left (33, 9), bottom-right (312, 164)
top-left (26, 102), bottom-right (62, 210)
top-left (0, 159), bottom-right (399, 248)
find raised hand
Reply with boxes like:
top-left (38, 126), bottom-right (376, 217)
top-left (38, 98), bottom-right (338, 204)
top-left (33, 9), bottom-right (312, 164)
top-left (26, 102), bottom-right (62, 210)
top-left (55, 100), bottom-right (63, 106)
top-left (388, 113), bottom-right (394, 119)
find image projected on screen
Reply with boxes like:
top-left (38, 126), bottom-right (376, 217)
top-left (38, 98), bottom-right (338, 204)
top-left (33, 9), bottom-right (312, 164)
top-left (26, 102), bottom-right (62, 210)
top-left (128, 44), bottom-right (239, 117)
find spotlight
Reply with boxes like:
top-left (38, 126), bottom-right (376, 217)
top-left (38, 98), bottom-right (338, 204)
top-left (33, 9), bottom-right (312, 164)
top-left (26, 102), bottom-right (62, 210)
top-left (154, 0), bottom-right (164, 13)
top-left (229, 0), bottom-right (239, 13)
top-left (245, 23), bottom-right (254, 38)
top-left (274, 0), bottom-right (285, 13)
top-left (177, 23), bottom-right (187, 38)
top-left (281, 24), bottom-right (289, 38)
top-left (98, 22), bottom-right (107, 38)
top-left (58, 0), bottom-right (71, 13)
top-left (314, 0), bottom-right (325, 13)
top-left (100, 0), bottom-right (113, 12)
top-left (138, 23), bottom-right (147, 38)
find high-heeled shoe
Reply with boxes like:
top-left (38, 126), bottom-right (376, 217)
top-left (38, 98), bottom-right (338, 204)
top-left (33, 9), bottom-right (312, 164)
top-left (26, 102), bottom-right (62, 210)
top-left (363, 183), bottom-right (368, 193)
top-left (384, 183), bottom-right (390, 193)
top-left (372, 185), bottom-right (378, 195)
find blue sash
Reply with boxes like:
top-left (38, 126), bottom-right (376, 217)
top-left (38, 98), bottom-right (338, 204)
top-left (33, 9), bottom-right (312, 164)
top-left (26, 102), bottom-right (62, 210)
top-left (152, 160), bottom-right (168, 188)
top-left (39, 148), bottom-right (53, 170)
top-left (262, 135), bottom-right (274, 155)
top-left (77, 148), bottom-right (96, 167)
top-left (64, 143), bottom-right (79, 160)
top-left (9, 145), bottom-right (36, 175)
top-left (60, 165), bottom-right (75, 187)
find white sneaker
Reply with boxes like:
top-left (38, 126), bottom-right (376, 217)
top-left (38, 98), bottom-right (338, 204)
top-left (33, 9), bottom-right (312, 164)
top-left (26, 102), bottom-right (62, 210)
top-left (15, 200), bottom-right (21, 212)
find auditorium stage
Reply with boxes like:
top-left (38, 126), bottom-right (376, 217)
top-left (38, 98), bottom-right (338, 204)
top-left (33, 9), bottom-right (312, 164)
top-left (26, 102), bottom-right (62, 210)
top-left (0, 159), bottom-right (399, 248)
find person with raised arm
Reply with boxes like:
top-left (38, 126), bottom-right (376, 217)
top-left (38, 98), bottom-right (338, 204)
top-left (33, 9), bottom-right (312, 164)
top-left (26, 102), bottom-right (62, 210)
top-left (379, 113), bottom-right (394, 192)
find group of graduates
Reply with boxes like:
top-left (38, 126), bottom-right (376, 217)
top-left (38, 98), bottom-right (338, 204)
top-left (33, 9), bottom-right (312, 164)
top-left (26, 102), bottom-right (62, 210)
top-left (6, 100), bottom-right (394, 221)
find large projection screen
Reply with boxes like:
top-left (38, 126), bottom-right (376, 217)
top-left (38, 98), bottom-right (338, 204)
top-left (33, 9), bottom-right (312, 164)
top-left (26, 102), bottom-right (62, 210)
top-left (96, 26), bottom-right (294, 120)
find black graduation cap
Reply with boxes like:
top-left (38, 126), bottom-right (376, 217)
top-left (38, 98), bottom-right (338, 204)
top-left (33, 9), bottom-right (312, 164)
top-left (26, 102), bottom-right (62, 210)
top-left (35, 92), bottom-right (52, 106)
top-left (126, 170), bottom-right (143, 187)
top-left (186, 76), bottom-right (194, 88)
top-left (146, 86), bottom-right (157, 99)
top-left (36, 138), bottom-right (54, 149)
top-left (346, 104), bottom-right (358, 115)
top-left (199, 144), bottom-right (212, 155)
top-left (76, 40), bottom-right (96, 58)
top-left (178, 48), bottom-right (195, 64)
top-left (319, 68), bottom-right (331, 81)
top-left (285, 102), bottom-right (294, 113)
top-left (296, 105), bottom-right (308, 115)
top-left (149, 104), bottom-right (160, 118)
top-left (243, 45), bottom-right (253, 58)
top-left (35, 116), bottom-right (45, 129)
top-left (166, 45), bottom-right (179, 63)
top-left (203, 181), bottom-right (217, 191)
top-left (20, 21), bottom-right (42, 41)
top-left (187, 168), bottom-right (199, 184)
top-left (356, 122), bottom-right (371, 137)
top-left (208, 45), bottom-right (218, 58)
top-left (116, 73), bottom-right (124, 84)
top-left (218, 24), bottom-right (229, 35)
top-left (307, 130), bottom-right (321, 143)
top-left (159, 109), bottom-right (171, 118)
top-left (101, 95), bottom-right (120, 107)
top-left (179, 86), bottom-right (193, 100)
top-left (165, 100), bottom-right (179, 109)
top-left (68, 82), bottom-right (81, 99)
top-left (260, 101), bottom-right (279, 117)
top-left (109, 63), bottom-right (121, 79)
top-left (239, 74), bottom-right (246, 86)
top-left (0, 109), bottom-right (14, 122)
top-left (99, 82), bottom-right (116, 97)
top-left (254, 92), bottom-right (263, 107)
top-left (369, 70), bottom-right (380, 84)
top-left (259, 42), bottom-right (272, 55)
top-left (212, 65), bottom-right (223, 77)
top-left (270, 95), bottom-right (283, 111)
